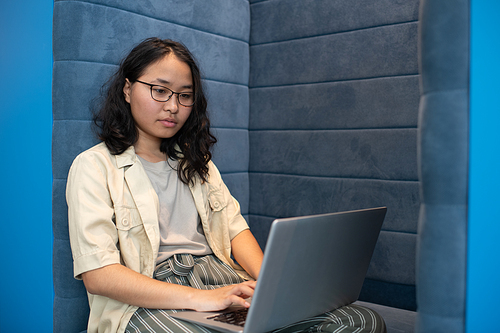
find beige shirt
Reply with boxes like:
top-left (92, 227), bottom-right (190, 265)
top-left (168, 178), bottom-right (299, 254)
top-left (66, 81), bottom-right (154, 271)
top-left (66, 142), bottom-right (250, 333)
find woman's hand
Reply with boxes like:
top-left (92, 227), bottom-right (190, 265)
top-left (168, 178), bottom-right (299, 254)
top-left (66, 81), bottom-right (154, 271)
top-left (190, 280), bottom-right (257, 312)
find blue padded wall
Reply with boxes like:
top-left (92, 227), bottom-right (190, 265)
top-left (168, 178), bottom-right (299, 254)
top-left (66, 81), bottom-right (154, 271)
top-left (52, 1), bottom-right (251, 331)
top-left (248, 0), bottom-right (420, 310)
top-left (416, 0), bottom-right (469, 332)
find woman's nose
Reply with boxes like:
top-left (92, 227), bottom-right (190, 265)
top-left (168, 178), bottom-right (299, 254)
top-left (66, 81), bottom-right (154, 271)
top-left (163, 94), bottom-right (179, 113)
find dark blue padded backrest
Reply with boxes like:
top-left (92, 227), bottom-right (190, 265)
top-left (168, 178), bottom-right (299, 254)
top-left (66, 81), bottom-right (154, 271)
top-left (52, 1), bottom-right (250, 331)
top-left (416, 0), bottom-right (469, 331)
top-left (248, 0), bottom-right (420, 311)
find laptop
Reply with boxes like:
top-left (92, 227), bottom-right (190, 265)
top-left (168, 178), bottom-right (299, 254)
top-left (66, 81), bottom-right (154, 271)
top-left (171, 207), bottom-right (387, 333)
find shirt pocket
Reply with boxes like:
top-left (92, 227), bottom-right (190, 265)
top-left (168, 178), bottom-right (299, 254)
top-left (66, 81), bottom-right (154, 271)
top-left (208, 187), bottom-right (228, 212)
top-left (114, 205), bottom-right (150, 273)
top-left (114, 205), bottom-right (143, 231)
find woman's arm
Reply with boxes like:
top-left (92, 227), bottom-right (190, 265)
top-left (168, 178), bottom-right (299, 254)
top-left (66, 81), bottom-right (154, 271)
top-left (82, 263), bottom-right (256, 311)
top-left (231, 229), bottom-right (264, 280)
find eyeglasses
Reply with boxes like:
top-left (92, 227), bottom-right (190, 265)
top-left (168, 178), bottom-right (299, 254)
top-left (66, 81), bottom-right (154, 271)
top-left (135, 80), bottom-right (195, 107)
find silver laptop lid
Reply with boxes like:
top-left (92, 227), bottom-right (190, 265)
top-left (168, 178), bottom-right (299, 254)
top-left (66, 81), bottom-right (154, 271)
top-left (244, 207), bottom-right (386, 333)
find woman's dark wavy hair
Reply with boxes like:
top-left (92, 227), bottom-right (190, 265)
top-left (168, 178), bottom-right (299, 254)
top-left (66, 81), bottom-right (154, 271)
top-left (93, 37), bottom-right (217, 185)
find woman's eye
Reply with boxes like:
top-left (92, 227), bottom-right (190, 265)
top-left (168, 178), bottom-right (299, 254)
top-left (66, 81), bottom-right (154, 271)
top-left (154, 87), bottom-right (168, 95)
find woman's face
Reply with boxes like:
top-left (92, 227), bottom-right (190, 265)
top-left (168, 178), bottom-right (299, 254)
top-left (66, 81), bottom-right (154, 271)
top-left (123, 53), bottom-right (193, 149)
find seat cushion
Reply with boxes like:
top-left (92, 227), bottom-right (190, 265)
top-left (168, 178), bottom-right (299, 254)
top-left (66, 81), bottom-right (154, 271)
top-left (355, 301), bottom-right (416, 333)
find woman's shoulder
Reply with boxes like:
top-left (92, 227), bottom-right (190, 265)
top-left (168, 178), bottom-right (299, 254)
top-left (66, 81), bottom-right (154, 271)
top-left (204, 160), bottom-right (233, 192)
top-left (73, 142), bottom-right (113, 164)
top-left (206, 160), bottom-right (222, 182)
top-left (71, 142), bottom-right (137, 172)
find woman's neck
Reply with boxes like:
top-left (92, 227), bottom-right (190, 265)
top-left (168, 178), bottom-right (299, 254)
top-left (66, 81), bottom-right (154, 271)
top-left (134, 140), bottom-right (166, 163)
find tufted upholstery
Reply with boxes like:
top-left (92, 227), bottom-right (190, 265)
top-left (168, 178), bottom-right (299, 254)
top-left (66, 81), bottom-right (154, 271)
top-left (416, 0), bottom-right (469, 332)
top-left (52, 0), bottom-right (468, 332)
top-left (248, 0), bottom-right (420, 313)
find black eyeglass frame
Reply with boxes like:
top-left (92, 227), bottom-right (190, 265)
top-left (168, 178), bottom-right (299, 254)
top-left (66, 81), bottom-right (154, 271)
top-left (134, 80), bottom-right (195, 107)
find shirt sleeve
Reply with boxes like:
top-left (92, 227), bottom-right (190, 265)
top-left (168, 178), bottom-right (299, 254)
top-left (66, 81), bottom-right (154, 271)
top-left (224, 185), bottom-right (250, 240)
top-left (66, 151), bottom-right (121, 279)
top-left (209, 165), bottom-right (249, 240)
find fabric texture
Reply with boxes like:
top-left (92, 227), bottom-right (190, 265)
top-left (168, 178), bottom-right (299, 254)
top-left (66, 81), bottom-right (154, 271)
top-left (66, 143), bottom-right (250, 333)
top-left (126, 254), bottom-right (386, 333)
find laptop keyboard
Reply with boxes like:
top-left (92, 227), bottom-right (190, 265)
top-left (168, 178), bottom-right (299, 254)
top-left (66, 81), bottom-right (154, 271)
top-left (207, 308), bottom-right (249, 327)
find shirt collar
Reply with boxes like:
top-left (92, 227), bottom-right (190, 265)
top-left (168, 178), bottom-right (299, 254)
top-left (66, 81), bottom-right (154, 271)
top-left (115, 145), bottom-right (137, 169)
top-left (114, 144), bottom-right (183, 169)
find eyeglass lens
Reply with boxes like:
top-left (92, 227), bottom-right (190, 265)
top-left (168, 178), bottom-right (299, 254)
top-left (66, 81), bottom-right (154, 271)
top-left (151, 85), bottom-right (194, 106)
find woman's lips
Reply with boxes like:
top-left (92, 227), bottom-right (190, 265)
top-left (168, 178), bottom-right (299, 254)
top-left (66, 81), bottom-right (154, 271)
top-left (159, 118), bottom-right (176, 128)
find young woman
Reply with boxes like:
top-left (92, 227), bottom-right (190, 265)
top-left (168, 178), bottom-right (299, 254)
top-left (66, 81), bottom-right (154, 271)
top-left (67, 37), bottom-right (385, 333)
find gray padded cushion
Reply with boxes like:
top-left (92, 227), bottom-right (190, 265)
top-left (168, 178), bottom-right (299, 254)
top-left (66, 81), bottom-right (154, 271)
top-left (356, 301), bottom-right (416, 333)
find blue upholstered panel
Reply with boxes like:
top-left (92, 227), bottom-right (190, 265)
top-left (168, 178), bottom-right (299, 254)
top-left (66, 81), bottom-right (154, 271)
top-left (52, 1), bottom-right (251, 331)
top-left (55, 0), bottom-right (250, 42)
top-left (250, 130), bottom-right (417, 180)
top-left (53, 2), bottom-right (250, 85)
top-left (249, 175), bottom-right (419, 234)
top-left (416, 0), bottom-right (469, 330)
top-left (250, 0), bottom-right (418, 45)
top-left (250, 76), bottom-right (419, 130)
top-left (248, 174), bottom-right (418, 285)
top-left (52, 179), bottom-right (70, 241)
top-left (250, 23), bottom-right (418, 87)
top-left (248, 0), bottom-right (420, 311)
top-left (53, 238), bottom-right (90, 332)
top-left (52, 62), bottom-right (116, 121)
top-left (205, 81), bottom-right (249, 129)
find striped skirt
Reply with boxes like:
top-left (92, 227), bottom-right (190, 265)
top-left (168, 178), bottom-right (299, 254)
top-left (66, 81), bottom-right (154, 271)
top-left (125, 254), bottom-right (386, 333)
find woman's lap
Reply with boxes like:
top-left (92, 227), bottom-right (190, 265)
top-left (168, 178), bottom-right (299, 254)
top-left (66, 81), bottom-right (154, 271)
top-left (125, 254), bottom-right (386, 333)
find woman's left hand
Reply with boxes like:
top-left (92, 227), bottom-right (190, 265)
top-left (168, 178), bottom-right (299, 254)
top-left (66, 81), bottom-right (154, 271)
top-left (189, 280), bottom-right (257, 312)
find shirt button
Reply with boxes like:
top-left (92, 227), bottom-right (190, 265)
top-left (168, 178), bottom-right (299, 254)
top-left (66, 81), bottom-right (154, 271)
top-left (214, 202), bottom-right (220, 209)
top-left (122, 218), bottom-right (129, 226)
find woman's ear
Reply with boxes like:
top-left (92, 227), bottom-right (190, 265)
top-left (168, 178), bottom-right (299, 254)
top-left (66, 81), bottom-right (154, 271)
top-left (123, 79), bottom-right (131, 103)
